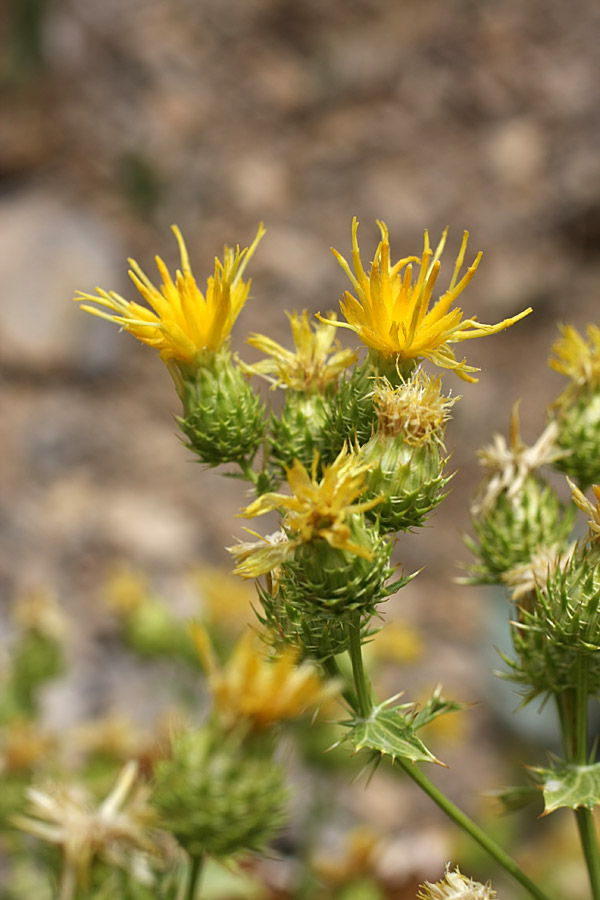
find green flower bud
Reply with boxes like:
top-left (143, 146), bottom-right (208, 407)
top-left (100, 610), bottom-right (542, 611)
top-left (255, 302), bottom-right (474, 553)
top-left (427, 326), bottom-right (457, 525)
top-left (278, 522), bottom-right (402, 622)
top-left (179, 349), bottom-right (265, 468)
top-left (465, 475), bottom-right (574, 585)
top-left (269, 391), bottom-right (332, 473)
top-left (506, 544), bottom-right (600, 699)
top-left (362, 433), bottom-right (452, 533)
top-left (358, 372), bottom-right (455, 533)
top-left (551, 388), bottom-right (600, 489)
top-left (322, 362), bottom-right (378, 463)
top-left (256, 579), bottom-right (383, 661)
top-left (152, 729), bottom-right (288, 858)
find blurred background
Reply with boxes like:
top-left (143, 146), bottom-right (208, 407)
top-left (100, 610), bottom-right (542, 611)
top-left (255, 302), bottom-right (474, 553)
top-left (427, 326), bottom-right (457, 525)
top-left (1, 0), bottom-right (600, 894)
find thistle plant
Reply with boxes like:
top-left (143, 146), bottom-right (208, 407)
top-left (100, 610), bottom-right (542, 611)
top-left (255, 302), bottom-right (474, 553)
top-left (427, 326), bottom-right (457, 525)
top-left (42, 213), bottom-right (600, 900)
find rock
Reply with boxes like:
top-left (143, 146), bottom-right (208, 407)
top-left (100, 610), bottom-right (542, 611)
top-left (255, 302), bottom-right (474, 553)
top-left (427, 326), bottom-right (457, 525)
top-left (0, 186), bottom-right (126, 375)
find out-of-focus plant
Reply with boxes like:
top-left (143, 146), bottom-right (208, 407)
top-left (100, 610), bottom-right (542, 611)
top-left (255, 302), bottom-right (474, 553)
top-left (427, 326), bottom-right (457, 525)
top-left (9, 214), bottom-right (595, 899)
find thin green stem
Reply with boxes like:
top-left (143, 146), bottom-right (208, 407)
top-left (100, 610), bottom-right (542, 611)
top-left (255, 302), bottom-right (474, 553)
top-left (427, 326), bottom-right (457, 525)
top-left (186, 853), bottom-right (204, 900)
top-left (396, 758), bottom-right (554, 900)
top-left (321, 655), bottom-right (359, 712)
top-left (556, 667), bottom-right (600, 900)
top-left (343, 626), bottom-right (552, 900)
top-left (346, 615), bottom-right (372, 718)
top-left (576, 811), bottom-right (600, 900)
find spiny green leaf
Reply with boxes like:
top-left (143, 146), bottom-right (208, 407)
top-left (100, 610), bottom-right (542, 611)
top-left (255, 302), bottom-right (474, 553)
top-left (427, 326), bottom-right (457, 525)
top-left (531, 758), bottom-right (600, 814)
top-left (410, 686), bottom-right (469, 731)
top-left (344, 700), bottom-right (440, 765)
top-left (490, 783), bottom-right (543, 814)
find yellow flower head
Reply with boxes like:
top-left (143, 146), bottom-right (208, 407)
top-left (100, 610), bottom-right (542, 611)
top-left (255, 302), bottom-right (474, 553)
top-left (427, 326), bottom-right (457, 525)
top-left (76, 224), bottom-right (265, 366)
top-left (320, 218), bottom-right (531, 382)
top-left (244, 310), bottom-right (357, 393)
top-left (549, 323), bottom-right (600, 404)
top-left (191, 625), bottom-right (339, 730)
top-left (229, 447), bottom-right (380, 577)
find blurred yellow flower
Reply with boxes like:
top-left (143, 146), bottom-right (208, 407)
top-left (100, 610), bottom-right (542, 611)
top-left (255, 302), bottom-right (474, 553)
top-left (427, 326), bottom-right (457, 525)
top-left (549, 323), bottom-right (600, 404)
top-left (76, 224), bottom-right (265, 365)
top-left (229, 447), bottom-right (380, 577)
top-left (104, 566), bottom-right (149, 616)
top-left (193, 565), bottom-right (256, 629)
top-left (366, 620), bottom-right (424, 665)
top-left (0, 720), bottom-right (56, 773)
top-left (321, 218), bottom-right (531, 382)
top-left (245, 310), bottom-right (357, 392)
top-left (192, 625), bottom-right (339, 730)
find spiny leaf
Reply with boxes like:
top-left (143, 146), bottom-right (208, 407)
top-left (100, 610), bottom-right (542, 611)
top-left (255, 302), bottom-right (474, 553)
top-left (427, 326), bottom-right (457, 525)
top-left (344, 699), bottom-right (440, 765)
top-left (531, 758), bottom-right (600, 814)
top-left (410, 685), bottom-right (470, 731)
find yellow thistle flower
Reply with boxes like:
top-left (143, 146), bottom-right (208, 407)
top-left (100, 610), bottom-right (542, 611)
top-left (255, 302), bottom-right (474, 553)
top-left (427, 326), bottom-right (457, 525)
top-left (320, 218), bottom-right (531, 382)
top-left (193, 564), bottom-right (256, 629)
top-left (549, 323), bottom-right (600, 403)
top-left (191, 625), bottom-right (339, 730)
top-left (417, 866), bottom-right (496, 900)
top-left (76, 223), bottom-right (265, 367)
top-left (1, 720), bottom-right (56, 773)
top-left (245, 310), bottom-right (357, 392)
top-left (229, 447), bottom-right (380, 576)
top-left (13, 761), bottom-right (157, 898)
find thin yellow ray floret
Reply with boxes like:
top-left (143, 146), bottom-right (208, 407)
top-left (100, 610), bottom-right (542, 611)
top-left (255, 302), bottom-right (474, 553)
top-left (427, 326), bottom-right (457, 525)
top-left (75, 224), bottom-right (265, 364)
top-left (319, 218), bottom-right (531, 382)
top-left (245, 310), bottom-right (357, 392)
top-left (192, 624), bottom-right (339, 730)
top-left (229, 447), bottom-right (380, 577)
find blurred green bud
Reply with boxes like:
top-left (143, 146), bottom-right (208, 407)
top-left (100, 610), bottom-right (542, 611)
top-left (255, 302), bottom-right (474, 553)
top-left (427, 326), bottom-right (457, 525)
top-left (152, 729), bottom-right (288, 858)
top-left (551, 388), bottom-right (600, 489)
top-left (465, 476), bottom-right (574, 585)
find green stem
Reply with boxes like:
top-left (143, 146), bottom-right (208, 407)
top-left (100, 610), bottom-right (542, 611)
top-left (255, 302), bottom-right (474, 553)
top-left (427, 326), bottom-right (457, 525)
top-left (346, 614), bottom-right (372, 718)
top-left (186, 853), bottom-right (204, 900)
top-left (321, 655), bottom-right (359, 711)
top-left (396, 758), bottom-right (554, 900)
top-left (344, 624), bottom-right (552, 900)
top-left (557, 671), bottom-right (600, 900)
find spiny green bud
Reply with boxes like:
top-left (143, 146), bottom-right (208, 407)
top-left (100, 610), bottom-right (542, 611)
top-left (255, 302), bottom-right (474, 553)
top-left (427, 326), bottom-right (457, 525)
top-left (550, 388), bottom-right (600, 489)
top-left (359, 373), bottom-right (456, 533)
top-left (269, 391), bottom-right (332, 473)
top-left (279, 522), bottom-right (401, 619)
top-left (465, 408), bottom-right (573, 584)
top-left (506, 545), bottom-right (600, 699)
top-left (256, 579), bottom-right (383, 661)
top-left (179, 349), bottom-right (265, 468)
top-left (322, 362), bottom-right (378, 463)
top-left (152, 729), bottom-right (288, 858)
top-left (465, 475), bottom-right (574, 585)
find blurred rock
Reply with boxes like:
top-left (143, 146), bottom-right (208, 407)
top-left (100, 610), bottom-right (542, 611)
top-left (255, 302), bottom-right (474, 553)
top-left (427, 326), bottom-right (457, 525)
top-left (0, 187), bottom-right (125, 374)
